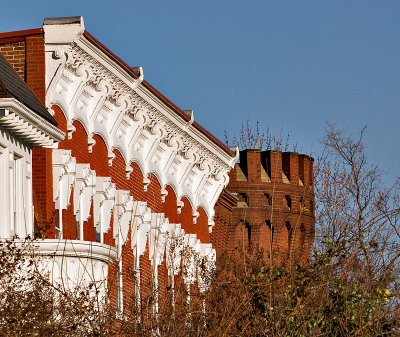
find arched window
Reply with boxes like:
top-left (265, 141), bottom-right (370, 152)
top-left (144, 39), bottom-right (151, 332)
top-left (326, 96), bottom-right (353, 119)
top-left (286, 221), bottom-right (292, 253)
top-left (245, 222), bottom-right (251, 246)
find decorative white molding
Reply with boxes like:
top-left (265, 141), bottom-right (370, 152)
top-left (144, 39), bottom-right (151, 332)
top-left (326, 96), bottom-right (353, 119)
top-left (94, 177), bottom-right (116, 243)
top-left (131, 201), bottom-right (152, 258)
top-left (183, 234), bottom-right (201, 287)
top-left (113, 190), bottom-right (134, 245)
top-left (126, 165), bottom-right (133, 180)
top-left (67, 122), bottom-right (76, 140)
top-left (53, 149), bottom-right (76, 210)
top-left (149, 213), bottom-right (169, 268)
top-left (198, 243), bottom-right (216, 293)
top-left (193, 210), bottom-right (200, 224)
top-left (73, 164), bottom-right (96, 221)
top-left (10, 238), bottom-right (117, 301)
top-left (177, 199), bottom-right (184, 215)
top-left (44, 19), bottom-right (239, 229)
top-left (108, 150), bottom-right (116, 166)
top-left (88, 136), bottom-right (96, 153)
top-left (113, 189), bottom-right (134, 316)
top-left (130, 201), bottom-right (152, 318)
top-left (149, 213), bottom-right (169, 325)
top-left (160, 188), bottom-right (168, 203)
top-left (166, 223), bottom-right (185, 277)
top-left (143, 176), bottom-right (151, 192)
top-left (0, 98), bottom-right (64, 147)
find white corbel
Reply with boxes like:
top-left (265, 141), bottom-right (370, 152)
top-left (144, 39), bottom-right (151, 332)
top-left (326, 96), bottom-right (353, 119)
top-left (143, 176), bottom-right (151, 192)
top-left (126, 165), bottom-right (133, 180)
top-left (130, 201), bottom-right (152, 321)
top-left (93, 177), bottom-right (116, 243)
top-left (197, 243), bottom-right (216, 317)
top-left (166, 223), bottom-right (185, 277)
top-left (52, 149), bottom-right (76, 210)
top-left (88, 136), bottom-right (96, 153)
top-left (113, 189), bottom-right (133, 316)
top-left (198, 244), bottom-right (216, 293)
top-left (183, 234), bottom-right (201, 287)
top-left (73, 164), bottom-right (96, 240)
top-left (132, 66), bottom-right (144, 89)
top-left (208, 218), bottom-right (215, 233)
top-left (166, 223), bottom-right (185, 309)
top-left (113, 190), bottom-right (134, 245)
top-left (160, 188), bottom-right (168, 203)
top-left (183, 234), bottom-right (201, 319)
top-left (108, 150), bottom-right (116, 166)
top-left (177, 199), bottom-right (184, 215)
top-left (52, 149), bottom-right (76, 239)
top-left (67, 122), bottom-right (76, 140)
top-left (193, 210), bottom-right (200, 224)
top-left (149, 213), bottom-right (169, 325)
top-left (149, 213), bottom-right (169, 267)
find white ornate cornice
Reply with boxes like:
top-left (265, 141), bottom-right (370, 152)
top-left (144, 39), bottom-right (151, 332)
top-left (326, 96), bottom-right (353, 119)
top-left (0, 98), bottom-right (64, 147)
top-left (44, 18), bottom-right (239, 230)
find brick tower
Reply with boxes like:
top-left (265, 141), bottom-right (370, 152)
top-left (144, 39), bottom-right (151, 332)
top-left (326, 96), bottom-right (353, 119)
top-left (213, 149), bottom-right (315, 264)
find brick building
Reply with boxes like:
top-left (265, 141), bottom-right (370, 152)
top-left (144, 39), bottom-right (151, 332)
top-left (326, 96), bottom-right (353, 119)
top-left (0, 16), bottom-right (238, 315)
top-left (0, 15), bottom-right (315, 323)
top-left (212, 149), bottom-right (315, 264)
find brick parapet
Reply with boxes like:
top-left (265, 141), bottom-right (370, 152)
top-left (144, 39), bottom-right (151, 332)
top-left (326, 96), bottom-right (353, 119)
top-left (214, 149), bottom-right (315, 264)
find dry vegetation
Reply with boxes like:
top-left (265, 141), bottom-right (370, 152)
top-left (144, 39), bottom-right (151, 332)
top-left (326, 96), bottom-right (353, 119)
top-left (1, 123), bottom-right (400, 336)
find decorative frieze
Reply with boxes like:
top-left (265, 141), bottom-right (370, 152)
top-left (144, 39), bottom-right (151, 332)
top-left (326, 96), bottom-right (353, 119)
top-left (44, 18), bottom-right (238, 229)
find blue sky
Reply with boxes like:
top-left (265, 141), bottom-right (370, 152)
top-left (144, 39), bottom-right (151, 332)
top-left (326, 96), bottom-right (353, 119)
top-left (2, 1), bottom-right (399, 182)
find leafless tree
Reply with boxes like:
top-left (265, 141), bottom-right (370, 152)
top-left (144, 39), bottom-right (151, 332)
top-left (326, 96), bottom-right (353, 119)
top-left (2, 123), bottom-right (400, 336)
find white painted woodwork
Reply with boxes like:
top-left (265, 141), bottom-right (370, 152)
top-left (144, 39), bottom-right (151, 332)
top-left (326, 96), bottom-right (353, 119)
top-left (93, 177), bottom-right (116, 243)
top-left (44, 17), bottom-right (239, 232)
top-left (74, 164), bottom-right (96, 239)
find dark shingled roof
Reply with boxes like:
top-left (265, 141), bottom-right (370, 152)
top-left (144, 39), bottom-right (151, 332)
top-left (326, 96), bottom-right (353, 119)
top-left (0, 52), bottom-right (57, 125)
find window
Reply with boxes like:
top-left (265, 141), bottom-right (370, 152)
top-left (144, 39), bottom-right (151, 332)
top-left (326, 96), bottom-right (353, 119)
top-left (13, 155), bottom-right (23, 237)
top-left (264, 193), bottom-right (271, 207)
top-left (266, 220), bottom-right (274, 244)
top-left (55, 209), bottom-right (61, 239)
top-left (245, 222), bottom-right (251, 246)
top-left (0, 133), bottom-right (34, 239)
top-left (284, 195), bottom-right (291, 210)
top-left (286, 221), bottom-right (292, 252)
top-left (238, 193), bottom-right (249, 207)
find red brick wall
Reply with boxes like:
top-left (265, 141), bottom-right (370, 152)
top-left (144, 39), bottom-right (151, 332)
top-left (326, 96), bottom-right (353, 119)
top-left (26, 34), bottom-right (46, 104)
top-left (0, 32), bottom-right (56, 235)
top-left (214, 149), bottom-right (315, 265)
top-left (0, 40), bottom-right (25, 80)
top-left (1, 29), bottom-right (219, 310)
top-left (210, 190), bottom-right (236, 255)
top-left (0, 32), bottom-right (46, 103)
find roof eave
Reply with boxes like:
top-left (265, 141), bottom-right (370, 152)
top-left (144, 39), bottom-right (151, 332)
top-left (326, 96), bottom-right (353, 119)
top-left (0, 98), bottom-right (65, 147)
